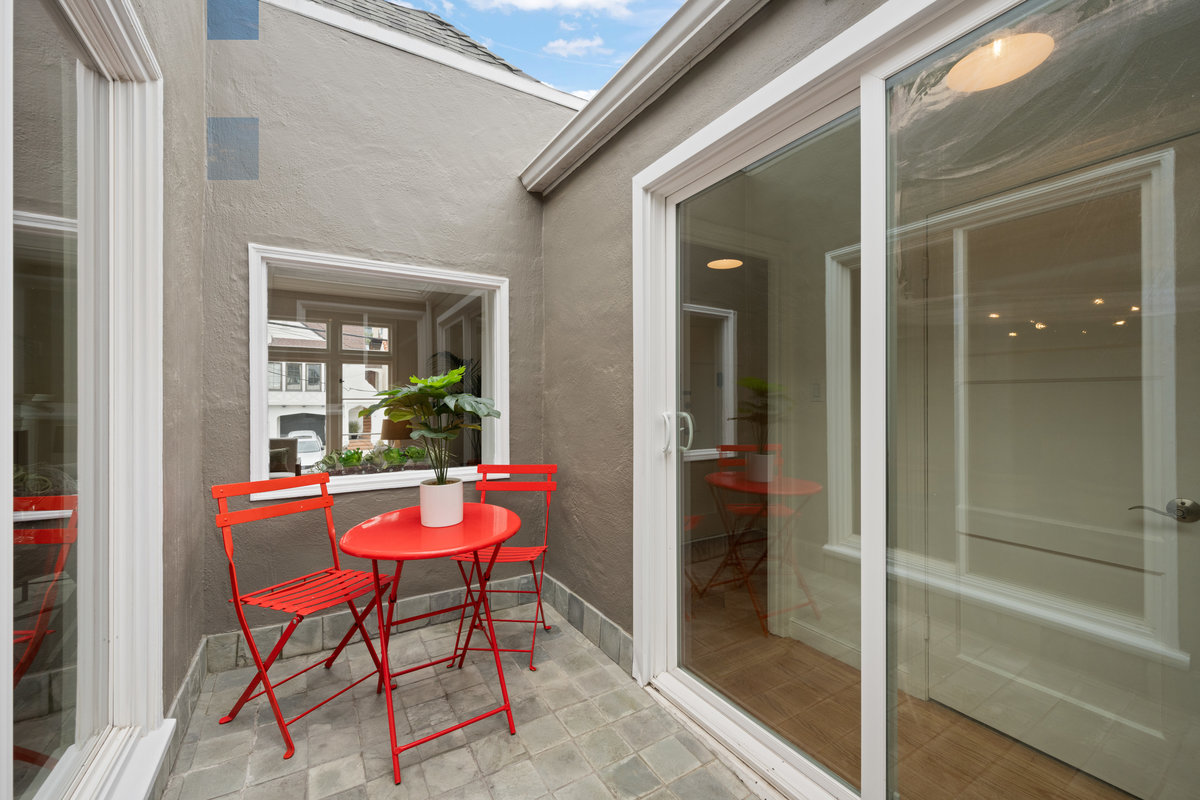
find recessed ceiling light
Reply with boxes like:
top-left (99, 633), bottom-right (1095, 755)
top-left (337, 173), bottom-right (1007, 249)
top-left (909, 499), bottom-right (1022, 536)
top-left (1131, 306), bottom-right (1140, 312)
top-left (707, 259), bottom-right (743, 270)
top-left (1008, 332), bottom-right (1018, 337)
top-left (988, 313), bottom-right (1000, 319)
top-left (946, 33), bottom-right (1055, 93)
top-left (1093, 298), bottom-right (1105, 305)
top-left (1034, 322), bottom-right (1047, 330)
top-left (1114, 320), bottom-right (1126, 326)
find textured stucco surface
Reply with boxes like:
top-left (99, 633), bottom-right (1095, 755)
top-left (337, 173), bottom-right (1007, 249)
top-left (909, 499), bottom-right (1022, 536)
top-left (130, 0), bottom-right (210, 711)
top-left (200, 3), bottom-right (574, 633)
top-left (539, 0), bottom-right (886, 630)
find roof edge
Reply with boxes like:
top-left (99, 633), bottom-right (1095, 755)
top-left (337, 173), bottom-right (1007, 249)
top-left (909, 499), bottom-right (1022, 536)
top-left (520, 0), bottom-right (765, 195)
top-left (262, 0), bottom-right (587, 111)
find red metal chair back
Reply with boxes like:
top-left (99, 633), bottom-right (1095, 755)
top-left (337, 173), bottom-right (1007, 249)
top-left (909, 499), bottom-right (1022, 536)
top-left (475, 464), bottom-right (557, 548)
top-left (13, 495), bottom-right (78, 685)
top-left (210, 473), bottom-right (338, 600)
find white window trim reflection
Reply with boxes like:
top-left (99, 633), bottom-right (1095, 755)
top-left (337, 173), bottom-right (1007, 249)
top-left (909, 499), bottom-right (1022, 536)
top-left (823, 149), bottom-right (1186, 668)
top-left (680, 304), bottom-right (736, 461)
top-left (248, 243), bottom-right (510, 499)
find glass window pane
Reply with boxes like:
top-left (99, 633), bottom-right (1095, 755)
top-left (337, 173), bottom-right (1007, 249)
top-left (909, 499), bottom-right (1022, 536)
top-left (676, 110), bottom-right (861, 790)
top-left (305, 363), bottom-right (323, 391)
top-left (13, 1), bottom-right (96, 795)
top-left (887, 1), bottom-right (1200, 798)
top-left (267, 361), bottom-right (282, 391)
top-left (268, 319), bottom-right (327, 349)
top-left (285, 363), bottom-right (301, 391)
top-left (343, 324), bottom-right (389, 352)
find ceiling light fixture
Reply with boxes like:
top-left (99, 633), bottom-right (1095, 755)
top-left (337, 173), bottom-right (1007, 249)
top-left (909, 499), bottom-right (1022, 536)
top-left (988, 313), bottom-right (1000, 318)
top-left (707, 258), bottom-right (743, 270)
top-left (946, 33), bottom-right (1055, 93)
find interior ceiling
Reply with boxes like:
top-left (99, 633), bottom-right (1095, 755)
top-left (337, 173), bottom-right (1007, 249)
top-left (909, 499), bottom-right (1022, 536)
top-left (270, 265), bottom-right (471, 307)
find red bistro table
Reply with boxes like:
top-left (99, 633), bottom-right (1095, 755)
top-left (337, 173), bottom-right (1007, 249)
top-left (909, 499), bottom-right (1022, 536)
top-left (340, 502), bottom-right (521, 784)
top-left (700, 471), bottom-right (823, 635)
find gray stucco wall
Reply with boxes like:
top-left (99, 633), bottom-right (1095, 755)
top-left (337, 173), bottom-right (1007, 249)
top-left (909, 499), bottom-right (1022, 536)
top-left (201, 4), bottom-right (575, 632)
top-left (538, 0), bottom-right (886, 630)
top-left (130, 0), bottom-right (209, 710)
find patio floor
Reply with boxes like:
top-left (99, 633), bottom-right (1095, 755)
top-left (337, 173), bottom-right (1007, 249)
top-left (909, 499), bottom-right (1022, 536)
top-left (162, 604), bottom-right (759, 800)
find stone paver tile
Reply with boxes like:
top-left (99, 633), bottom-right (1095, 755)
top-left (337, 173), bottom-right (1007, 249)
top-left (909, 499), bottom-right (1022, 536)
top-left (576, 726), bottom-right (633, 770)
top-left (557, 701), bottom-right (606, 738)
top-left (553, 774), bottom-right (616, 800)
top-left (244, 770), bottom-right (306, 800)
top-left (309, 753), bottom-right (366, 800)
top-left (446, 683), bottom-right (496, 717)
top-left (667, 762), bottom-right (749, 800)
top-left (641, 789), bottom-right (682, 800)
top-left (511, 695), bottom-right (552, 724)
top-left (429, 778), bottom-right (490, 799)
top-left (420, 745), bottom-right (480, 796)
top-left (326, 787), bottom-right (369, 800)
top-left (308, 720), bottom-right (364, 766)
top-left (540, 682), bottom-right (585, 711)
top-left (486, 758), bottom-right (549, 800)
top-left (598, 755), bottom-right (662, 800)
top-left (573, 668), bottom-right (625, 698)
top-left (613, 707), bottom-right (673, 750)
top-left (247, 735), bottom-right (308, 786)
top-left (531, 742), bottom-right (592, 791)
top-left (594, 687), bottom-right (652, 722)
top-left (517, 713), bottom-right (570, 754)
top-left (640, 736), bottom-right (701, 784)
top-left (471, 729), bottom-right (529, 774)
top-left (192, 727), bottom-right (255, 770)
top-left (178, 756), bottom-right (250, 800)
top-left (366, 764), bottom-right (431, 799)
top-left (673, 729), bottom-right (715, 765)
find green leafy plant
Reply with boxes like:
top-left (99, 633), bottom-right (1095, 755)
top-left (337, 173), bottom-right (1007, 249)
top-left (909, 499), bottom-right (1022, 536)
top-left (360, 366), bottom-right (500, 485)
top-left (729, 377), bottom-right (790, 454)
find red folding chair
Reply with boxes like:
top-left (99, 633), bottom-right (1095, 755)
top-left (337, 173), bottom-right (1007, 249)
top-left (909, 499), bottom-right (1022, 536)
top-left (13, 495), bottom-right (77, 769)
top-left (450, 464), bottom-right (557, 671)
top-left (210, 473), bottom-right (389, 758)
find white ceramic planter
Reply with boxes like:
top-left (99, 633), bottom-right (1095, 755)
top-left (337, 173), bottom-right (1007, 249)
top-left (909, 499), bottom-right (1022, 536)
top-left (747, 452), bottom-right (776, 483)
top-left (419, 478), bottom-right (463, 527)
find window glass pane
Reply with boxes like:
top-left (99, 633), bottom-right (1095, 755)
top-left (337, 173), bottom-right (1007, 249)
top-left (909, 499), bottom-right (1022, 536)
top-left (268, 319), bottom-right (327, 349)
top-left (267, 361), bottom-right (282, 391)
top-left (305, 363), bottom-right (323, 391)
top-left (285, 363), bottom-right (301, 391)
top-left (13, 1), bottom-right (96, 795)
top-left (887, 1), bottom-right (1200, 798)
top-left (343, 324), bottom-right (389, 352)
top-left (676, 110), bottom-right (861, 790)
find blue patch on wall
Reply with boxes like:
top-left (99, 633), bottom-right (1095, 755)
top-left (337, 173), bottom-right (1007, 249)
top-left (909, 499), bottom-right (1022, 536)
top-left (208, 0), bottom-right (259, 40)
top-left (207, 117), bottom-right (259, 180)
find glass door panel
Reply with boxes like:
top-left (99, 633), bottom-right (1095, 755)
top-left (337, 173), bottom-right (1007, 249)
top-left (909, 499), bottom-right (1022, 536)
top-left (13, 0), bottom-right (98, 795)
top-left (677, 111), bottom-right (862, 789)
top-left (888, 1), bottom-right (1200, 797)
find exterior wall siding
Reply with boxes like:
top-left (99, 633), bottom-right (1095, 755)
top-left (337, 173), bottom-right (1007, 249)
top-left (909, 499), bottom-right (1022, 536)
top-left (539, 0), bottom-right (887, 630)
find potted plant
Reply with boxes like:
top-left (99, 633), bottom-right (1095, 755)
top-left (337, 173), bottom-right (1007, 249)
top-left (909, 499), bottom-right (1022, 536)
top-left (360, 366), bottom-right (500, 526)
top-left (729, 376), bottom-right (789, 482)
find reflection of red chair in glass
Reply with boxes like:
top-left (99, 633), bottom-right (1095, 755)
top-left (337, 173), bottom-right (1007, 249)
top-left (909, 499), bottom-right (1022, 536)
top-left (210, 473), bottom-right (390, 758)
top-left (451, 464), bottom-right (557, 671)
top-left (701, 446), bottom-right (822, 635)
top-left (13, 495), bottom-right (78, 769)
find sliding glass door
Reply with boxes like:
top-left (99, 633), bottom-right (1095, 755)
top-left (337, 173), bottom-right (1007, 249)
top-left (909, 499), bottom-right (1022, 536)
top-left (652, 1), bottom-right (1200, 798)
top-left (887, 1), bottom-right (1200, 797)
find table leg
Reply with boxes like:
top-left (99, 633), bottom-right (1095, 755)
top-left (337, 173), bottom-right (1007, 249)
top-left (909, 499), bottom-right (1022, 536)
top-left (371, 558), bottom-right (404, 784)
top-left (473, 546), bottom-right (515, 734)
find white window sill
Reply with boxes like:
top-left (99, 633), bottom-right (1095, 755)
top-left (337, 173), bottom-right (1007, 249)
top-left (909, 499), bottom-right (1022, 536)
top-left (251, 466), bottom-right (483, 501)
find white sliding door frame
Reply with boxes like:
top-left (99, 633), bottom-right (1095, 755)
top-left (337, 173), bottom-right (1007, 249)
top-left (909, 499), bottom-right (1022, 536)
top-left (5, 1), bottom-right (171, 797)
top-left (631, 1), bottom-right (1028, 798)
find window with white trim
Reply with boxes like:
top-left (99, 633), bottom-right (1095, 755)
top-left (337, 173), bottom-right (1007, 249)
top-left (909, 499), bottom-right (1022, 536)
top-left (251, 245), bottom-right (510, 494)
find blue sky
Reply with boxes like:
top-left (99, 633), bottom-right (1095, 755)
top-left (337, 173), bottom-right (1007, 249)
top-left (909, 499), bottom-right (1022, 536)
top-left (389, 0), bottom-right (685, 100)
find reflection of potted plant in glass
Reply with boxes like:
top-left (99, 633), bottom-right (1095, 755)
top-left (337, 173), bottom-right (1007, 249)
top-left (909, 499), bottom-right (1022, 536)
top-left (729, 377), bottom-right (788, 482)
top-left (361, 366), bottom-right (500, 526)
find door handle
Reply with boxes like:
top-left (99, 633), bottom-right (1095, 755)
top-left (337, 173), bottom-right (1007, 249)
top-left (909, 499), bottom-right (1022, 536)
top-left (1129, 498), bottom-right (1200, 523)
top-left (661, 412), bottom-right (673, 454)
top-left (679, 412), bottom-right (695, 452)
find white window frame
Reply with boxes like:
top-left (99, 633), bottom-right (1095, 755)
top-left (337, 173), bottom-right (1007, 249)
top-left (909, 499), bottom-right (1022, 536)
top-left (679, 303), bottom-right (736, 462)
top-left (632, 1), bottom-right (1031, 799)
top-left (4, 0), bottom-right (172, 798)
top-left (249, 243), bottom-right (511, 498)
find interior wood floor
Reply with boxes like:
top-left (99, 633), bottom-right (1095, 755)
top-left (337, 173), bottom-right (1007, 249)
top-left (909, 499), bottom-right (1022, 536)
top-left (681, 542), bottom-right (1136, 800)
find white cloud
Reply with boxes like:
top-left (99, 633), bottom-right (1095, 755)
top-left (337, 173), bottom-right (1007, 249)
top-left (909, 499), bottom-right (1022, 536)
top-left (467, 0), bottom-right (632, 19)
top-left (543, 35), bottom-right (612, 57)
top-left (441, 0), bottom-right (455, 13)
top-left (571, 89), bottom-right (599, 101)
top-left (558, 19), bottom-right (580, 31)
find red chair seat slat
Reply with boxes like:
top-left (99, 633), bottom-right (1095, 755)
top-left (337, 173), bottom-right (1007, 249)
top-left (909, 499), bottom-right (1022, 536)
top-left (240, 568), bottom-right (378, 614)
top-left (451, 545), bottom-right (546, 564)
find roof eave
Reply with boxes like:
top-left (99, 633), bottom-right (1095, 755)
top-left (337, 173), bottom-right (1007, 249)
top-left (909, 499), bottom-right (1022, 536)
top-left (520, 0), bottom-right (766, 195)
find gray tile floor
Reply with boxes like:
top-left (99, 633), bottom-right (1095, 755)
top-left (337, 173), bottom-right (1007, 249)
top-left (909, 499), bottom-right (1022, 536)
top-left (164, 605), bottom-right (757, 800)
